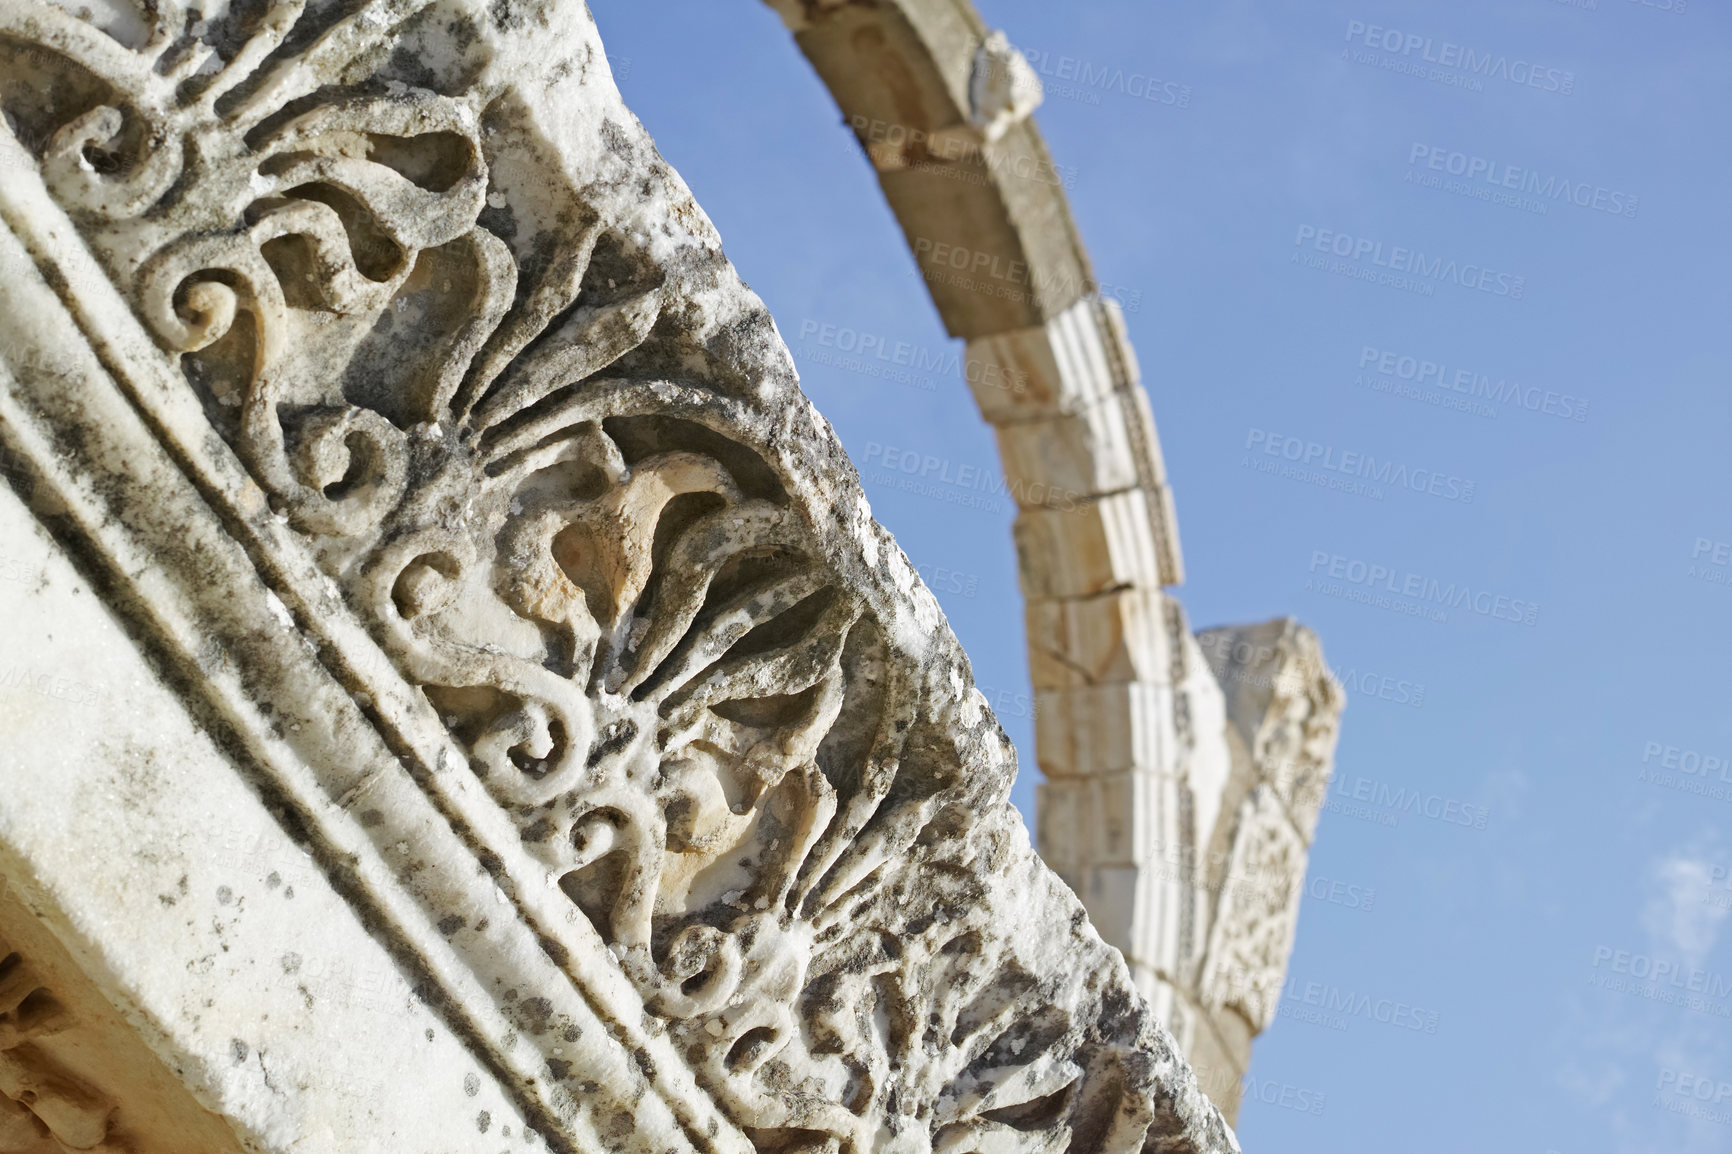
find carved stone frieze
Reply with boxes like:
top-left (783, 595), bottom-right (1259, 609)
top-left (0, 0), bottom-right (1238, 1149)
top-left (1200, 621), bottom-right (1345, 848)
top-left (1194, 789), bottom-right (1306, 1033)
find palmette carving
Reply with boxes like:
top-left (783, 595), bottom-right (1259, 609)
top-left (353, 385), bottom-right (1125, 1147)
top-left (0, 0), bottom-right (1235, 1149)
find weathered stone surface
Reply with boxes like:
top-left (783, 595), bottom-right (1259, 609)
top-left (1200, 621), bottom-right (1346, 850)
top-left (0, 0), bottom-right (1246, 1149)
top-left (0, 472), bottom-right (535, 1154)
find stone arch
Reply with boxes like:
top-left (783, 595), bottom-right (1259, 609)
top-left (758, 1), bottom-right (1346, 1123)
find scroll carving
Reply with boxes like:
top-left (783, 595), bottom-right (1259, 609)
top-left (0, 0), bottom-right (1237, 1149)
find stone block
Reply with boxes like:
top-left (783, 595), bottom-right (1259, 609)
top-left (1035, 681), bottom-right (1178, 779)
top-left (1013, 488), bottom-right (1169, 599)
top-left (965, 296), bottom-right (1122, 422)
top-left (1026, 587), bottom-right (1177, 690)
top-left (992, 394), bottom-right (1141, 506)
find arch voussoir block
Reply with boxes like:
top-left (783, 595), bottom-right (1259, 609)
top-left (763, 0), bottom-right (1345, 1127)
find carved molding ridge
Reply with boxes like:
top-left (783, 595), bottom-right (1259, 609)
top-left (0, 0), bottom-right (1238, 1150)
top-left (1193, 622), bottom-right (1345, 1036)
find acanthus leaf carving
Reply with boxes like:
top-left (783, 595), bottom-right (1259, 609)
top-left (0, 0), bottom-right (1238, 1150)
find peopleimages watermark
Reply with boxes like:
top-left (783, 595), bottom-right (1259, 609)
top-left (1406, 144), bottom-right (1638, 220)
top-left (1589, 946), bottom-right (1732, 1018)
top-left (1656, 1068), bottom-right (1732, 1127)
top-left (0, 660), bottom-right (104, 709)
top-left (1142, 840), bottom-right (1377, 913)
top-left (1355, 346), bottom-right (1589, 424)
top-left (799, 332), bottom-right (932, 393)
top-left (1243, 428), bottom-right (1476, 504)
top-left (1342, 21), bottom-right (1575, 96)
top-left (1226, 651), bottom-right (1427, 706)
top-left (1305, 551), bottom-right (1541, 627)
top-left (1241, 1075), bottom-right (1326, 1116)
top-left (911, 236), bottom-right (1143, 313)
top-left (1326, 774), bottom-right (1490, 832)
top-left (862, 441), bottom-right (1081, 516)
top-left (0, 553), bottom-right (38, 584)
top-left (1707, 864), bottom-right (1732, 912)
top-left (1196, 632), bottom-right (1426, 709)
top-left (1687, 536), bottom-right (1731, 590)
top-left (1188, 1062), bottom-right (1327, 1117)
top-left (1283, 976), bottom-right (1439, 1033)
top-left (209, 824), bottom-right (313, 886)
top-left (1638, 739), bottom-right (1732, 805)
top-left (1010, 48), bottom-right (1192, 110)
top-left (1337, 661), bottom-right (1420, 706)
top-left (1194, 1064), bottom-right (1327, 1117)
top-left (844, 114), bottom-right (1078, 191)
top-left (1335, 667), bottom-right (1425, 708)
top-left (912, 560), bottom-right (981, 601)
top-left (1293, 225), bottom-right (1526, 301)
top-left (279, 949), bottom-right (410, 1017)
top-left (1209, 966), bottom-right (1442, 1034)
top-left (1305, 875), bottom-right (1377, 913)
top-left (865, 468), bottom-right (1003, 516)
top-left (795, 319), bottom-right (1029, 397)
top-left (973, 682), bottom-right (1050, 724)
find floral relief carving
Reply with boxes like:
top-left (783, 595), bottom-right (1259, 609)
top-left (1196, 790), bottom-right (1304, 1033)
top-left (1255, 671), bottom-right (1340, 836)
top-left (0, 0), bottom-right (1236, 1150)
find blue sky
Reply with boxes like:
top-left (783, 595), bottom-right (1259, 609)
top-left (590, 2), bottom-right (1732, 1149)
